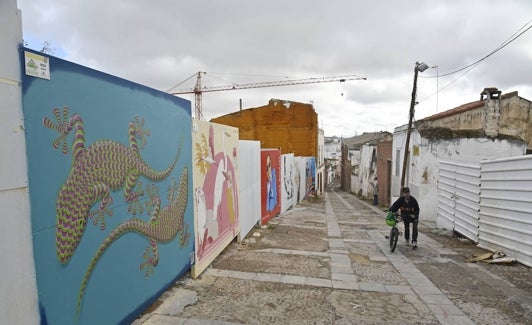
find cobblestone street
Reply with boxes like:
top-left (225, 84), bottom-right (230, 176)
top-left (134, 187), bottom-right (532, 325)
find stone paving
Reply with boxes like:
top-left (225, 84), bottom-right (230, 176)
top-left (135, 187), bottom-right (530, 325)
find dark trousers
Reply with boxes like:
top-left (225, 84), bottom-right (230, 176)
top-left (373, 194), bottom-right (378, 205)
top-left (403, 217), bottom-right (418, 242)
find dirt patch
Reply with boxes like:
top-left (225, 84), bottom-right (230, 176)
top-left (419, 225), bottom-right (532, 324)
top-left (242, 224), bottom-right (328, 252)
top-left (212, 250), bottom-right (330, 278)
top-left (421, 226), bottom-right (532, 291)
top-left (417, 262), bottom-right (532, 324)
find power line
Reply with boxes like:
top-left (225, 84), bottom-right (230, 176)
top-left (418, 19), bottom-right (532, 104)
top-left (423, 18), bottom-right (532, 79)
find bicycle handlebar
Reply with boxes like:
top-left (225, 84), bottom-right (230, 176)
top-left (384, 210), bottom-right (402, 223)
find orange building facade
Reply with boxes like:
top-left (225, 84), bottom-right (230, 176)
top-left (211, 99), bottom-right (318, 158)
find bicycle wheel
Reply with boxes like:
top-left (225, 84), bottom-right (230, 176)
top-left (390, 227), bottom-right (399, 252)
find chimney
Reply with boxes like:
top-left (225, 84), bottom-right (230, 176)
top-left (480, 87), bottom-right (502, 138)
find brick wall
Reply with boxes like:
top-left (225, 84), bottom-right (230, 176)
top-left (376, 141), bottom-right (392, 206)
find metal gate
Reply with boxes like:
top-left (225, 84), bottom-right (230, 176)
top-left (480, 155), bottom-right (532, 267)
top-left (437, 160), bottom-right (481, 242)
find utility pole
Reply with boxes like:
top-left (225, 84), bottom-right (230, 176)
top-left (400, 61), bottom-right (429, 191)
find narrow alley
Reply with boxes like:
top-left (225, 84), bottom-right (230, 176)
top-left (134, 186), bottom-right (532, 325)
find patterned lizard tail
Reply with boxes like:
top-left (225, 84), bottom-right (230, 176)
top-left (76, 166), bottom-right (188, 318)
top-left (75, 216), bottom-right (157, 318)
top-left (139, 137), bottom-right (183, 182)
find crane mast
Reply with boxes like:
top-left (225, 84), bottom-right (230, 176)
top-left (170, 71), bottom-right (366, 120)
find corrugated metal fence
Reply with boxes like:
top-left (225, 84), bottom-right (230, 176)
top-left (437, 156), bottom-right (532, 267)
top-left (479, 155), bottom-right (532, 268)
top-left (437, 160), bottom-right (481, 242)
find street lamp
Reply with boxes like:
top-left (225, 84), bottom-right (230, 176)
top-left (400, 61), bottom-right (429, 191)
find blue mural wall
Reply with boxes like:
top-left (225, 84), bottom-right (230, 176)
top-left (305, 157), bottom-right (317, 199)
top-left (21, 48), bottom-right (193, 325)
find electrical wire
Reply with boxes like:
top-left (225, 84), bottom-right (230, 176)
top-left (418, 19), bottom-right (532, 103)
top-left (423, 18), bottom-right (532, 79)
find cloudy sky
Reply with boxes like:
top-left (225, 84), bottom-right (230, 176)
top-left (17, 0), bottom-right (532, 137)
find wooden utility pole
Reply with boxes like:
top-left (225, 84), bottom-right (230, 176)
top-left (400, 62), bottom-right (428, 191)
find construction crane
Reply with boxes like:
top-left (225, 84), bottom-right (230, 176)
top-left (168, 71), bottom-right (367, 120)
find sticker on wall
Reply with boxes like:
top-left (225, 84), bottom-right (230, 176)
top-left (24, 50), bottom-right (50, 80)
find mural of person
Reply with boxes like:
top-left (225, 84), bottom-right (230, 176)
top-left (266, 154), bottom-right (278, 211)
top-left (283, 155), bottom-right (294, 200)
top-left (305, 158), bottom-right (316, 198)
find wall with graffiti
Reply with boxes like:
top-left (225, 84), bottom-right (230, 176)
top-left (260, 149), bottom-right (281, 225)
top-left (281, 153), bottom-right (297, 213)
top-left (21, 48), bottom-right (193, 325)
top-left (191, 120), bottom-right (240, 278)
top-left (296, 157), bottom-right (307, 203)
top-left (237, 140), bottom-right (261, 241)
top-left (305, 157), bottom-right (317, 199)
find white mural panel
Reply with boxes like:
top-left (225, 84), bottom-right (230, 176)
top-left (296, 157), bottom-right (307, 203)
top-left (237, 140), bottom-right (261, 241)
top-left (281, 153), bottom-right (296, 213)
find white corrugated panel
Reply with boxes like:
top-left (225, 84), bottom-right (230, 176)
top-left (453, 161), bottom-right (481, 242)
top-left (479, 155), bottom-right (532, 267)
top-left (437, 161), bottom-right (456, 230)
top-left (437, 160), bottom-right (481, 242)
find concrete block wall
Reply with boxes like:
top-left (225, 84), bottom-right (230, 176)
top-left (0, 2), bottom-right (40, 324)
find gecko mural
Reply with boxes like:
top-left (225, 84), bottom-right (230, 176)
top-left (43, 107), bottom-right (183, 264)
top-left (43, 107), bottom-right (190, 317)
top-left (76, 168), bottom-right (189, 316)
top-left (22, 48), bottom-right (193, 324)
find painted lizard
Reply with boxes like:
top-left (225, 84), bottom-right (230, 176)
top-left (76, 166), bottom-right (189, 317)
top-left (43, 107), bottom-right (181, 264)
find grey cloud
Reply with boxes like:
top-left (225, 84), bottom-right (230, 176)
top-left (17, 0), bottom-right (532, 136)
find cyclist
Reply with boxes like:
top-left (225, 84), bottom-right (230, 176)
top-left (389, 187), bottom-right (420, 248)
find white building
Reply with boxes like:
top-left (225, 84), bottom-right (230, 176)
top-left (392, 126), bottom-right (527, 223)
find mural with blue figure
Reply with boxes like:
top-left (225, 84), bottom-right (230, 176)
top-left (267, 155), bottom-right (278, 211)
top-left (305, 157), bottom-right (317, 198)
top-left (20, 48), bottom-right (193, 325)
top-left (260, 149), bottom-right (280, 225)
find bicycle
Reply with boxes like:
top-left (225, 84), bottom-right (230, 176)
top-left (384, 211), bottom-right (402, 253)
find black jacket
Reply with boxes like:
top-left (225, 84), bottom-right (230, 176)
top-left (390, 196), bottom-right (420, 219)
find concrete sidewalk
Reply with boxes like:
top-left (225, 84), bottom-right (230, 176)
top-left (134, 187), bottom-right (531, 325)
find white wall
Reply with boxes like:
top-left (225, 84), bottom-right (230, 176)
top-left (317, 128), bottom-right (324, 166)
top-left (392, 127), bottom-right (527, 223)
top-left (280, 153), bottom-right (297, 213)
top-left (350, 144), bottom-right (376, 198)
top-left (296, 157), bottom-right (307, 202)
top-left (0, 2), bottom-right (40, 324)
top-left (316, 164), bottom-right (325, 195)
top-left (237, 140), bottom-right (261, 242)
top-left (324, 140), bottom-right (340, 160)
top-left (391, 125), bottom-right (407, 200)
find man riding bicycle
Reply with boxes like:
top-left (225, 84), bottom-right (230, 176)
top-left (389, 187), bottom-right (420, 248)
